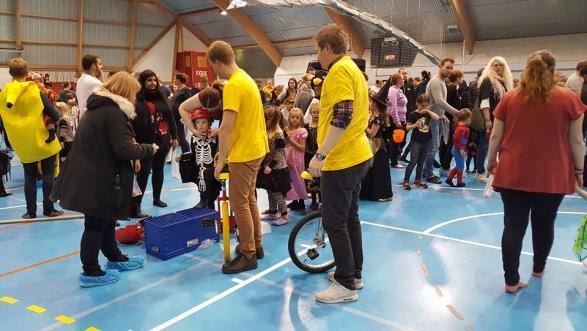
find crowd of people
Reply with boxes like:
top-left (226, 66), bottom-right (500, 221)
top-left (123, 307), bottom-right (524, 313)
top-left (0, 23), bottom-right (586, 303)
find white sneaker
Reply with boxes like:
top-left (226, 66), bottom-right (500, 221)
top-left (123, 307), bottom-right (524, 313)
top-left (327, 271), bottom-right (364, 289)
top-left (315, 281), bottom-right (358, 304)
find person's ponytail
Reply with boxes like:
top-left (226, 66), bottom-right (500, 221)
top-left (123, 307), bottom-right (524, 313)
top-left (520, 50), bottom-right (556, 103)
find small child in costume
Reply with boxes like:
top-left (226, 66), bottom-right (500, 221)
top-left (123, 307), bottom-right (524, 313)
top-left (304, 102), bottom-right (320, 210)
top-left (257, 106), bottom-right (291, 225)
top-left (54, 102), bottom-right (74, 160)
top-left (29, 72), bottom-right (59, 143)
top-left (446, 109), bottom-right (472, 187)
top-left (177, 108), bottom-right (220, 209)
top-left (403, 95), bottom-right (440, 190)
top-left (285, 108), bottom-right (308, 211)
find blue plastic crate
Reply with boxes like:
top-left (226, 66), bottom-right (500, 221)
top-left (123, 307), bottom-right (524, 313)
top-left (144, 208), bottom-right (219, 260)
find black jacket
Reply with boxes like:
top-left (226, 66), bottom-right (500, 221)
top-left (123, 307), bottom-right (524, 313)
top-left (133, 90), bottom-right (177, 149)
top-left (52, 88), bottom-right (153, 220)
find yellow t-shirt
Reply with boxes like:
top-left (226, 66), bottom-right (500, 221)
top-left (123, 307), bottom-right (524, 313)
top-left (223, 68), bottom-right (269, 163)
top-left (318, 56), bottom-right (372, 171)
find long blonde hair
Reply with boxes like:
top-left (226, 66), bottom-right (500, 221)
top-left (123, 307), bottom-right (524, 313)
top-left (479, 56), bottom-right (514, 100)
top-left (520, 50), bottom-right (556, 103)
top-left (288, 108), bottom-right (304, 129)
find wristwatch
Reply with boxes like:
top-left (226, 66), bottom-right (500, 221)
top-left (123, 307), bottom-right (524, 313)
top-left (315, 152), bottom-right (327, 161)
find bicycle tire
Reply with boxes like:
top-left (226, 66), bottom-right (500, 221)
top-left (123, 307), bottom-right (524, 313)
top-left (288, 211), bottom-right (336, 273)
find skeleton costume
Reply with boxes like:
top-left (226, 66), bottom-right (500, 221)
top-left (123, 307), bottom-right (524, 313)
top-left (181, 108), bottom-right (220, 209)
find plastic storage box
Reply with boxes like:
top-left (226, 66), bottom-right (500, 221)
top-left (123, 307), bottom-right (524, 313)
top-left (144, 208), bottom-right (219, 260)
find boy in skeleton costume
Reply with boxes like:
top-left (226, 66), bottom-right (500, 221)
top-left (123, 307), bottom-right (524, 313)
top-left (182, 108), bottom-right (220, 209)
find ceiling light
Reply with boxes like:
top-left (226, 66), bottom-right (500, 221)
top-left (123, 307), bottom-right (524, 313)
top-left (220, 10), bottom-right (227, 15)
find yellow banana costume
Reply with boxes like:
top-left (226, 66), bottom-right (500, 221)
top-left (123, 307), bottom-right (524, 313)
top-left (0, 81), bottom-right (61, 164)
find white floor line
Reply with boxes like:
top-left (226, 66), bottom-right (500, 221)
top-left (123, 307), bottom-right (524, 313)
top-left (188, 255), bottom-right (417, 331)
top-left (0, 202), bottom-right (41, 210)
top-left (413, 184), bottom-right (582, 200)
top-left (361, 221), bottom-right (581, 266)
top-left (39, 259), bottom-right (212, 331)
top-left (423, 211), bottom-right (585, 234)
top-left (150, 257), bottom-right (292, 331)
top-left (5, 186), bottom-right (24, 192)
top-left (253, 277), bottom-right (418, 331)
top-left (423, 213), bottom-right (505, 234)
top-left (230, 277), bottom-right (244, 284)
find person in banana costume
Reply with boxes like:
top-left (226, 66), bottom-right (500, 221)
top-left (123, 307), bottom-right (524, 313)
top-left (0, 58), bottom-right (63, 219)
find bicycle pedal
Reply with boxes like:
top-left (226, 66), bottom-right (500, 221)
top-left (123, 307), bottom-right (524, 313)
top-left (307, 248), bottom-right (319, 260)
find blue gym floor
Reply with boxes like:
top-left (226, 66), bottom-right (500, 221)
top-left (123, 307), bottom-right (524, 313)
top-left (1, 162), bottom-right (587, 331)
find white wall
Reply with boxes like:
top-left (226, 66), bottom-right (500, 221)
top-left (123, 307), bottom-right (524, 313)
top-left (274, 33), bottom-right (587, 85)
top-left (133, 25), bottom-right (177, 81)
top-left (132, 26), bottom-right (208, 82)
top-left (0, 68), bottom-right (11, 87)
top-left (180, 26), bottom-right (208, 52)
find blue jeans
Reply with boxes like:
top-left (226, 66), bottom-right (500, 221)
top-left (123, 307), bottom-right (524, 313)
top-left (451, 147), bottom-right (465, 171)
top-left (423, 119), bottom-right (440, 179)
top-left (476, 132), bottom-right (489, 174)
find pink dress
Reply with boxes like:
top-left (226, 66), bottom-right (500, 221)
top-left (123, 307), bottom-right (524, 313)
top-left (285, 128), bottom-right (308, 200)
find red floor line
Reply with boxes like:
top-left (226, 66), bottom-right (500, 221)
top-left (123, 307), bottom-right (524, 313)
top-left (0, 251), bottom-right (80, 278)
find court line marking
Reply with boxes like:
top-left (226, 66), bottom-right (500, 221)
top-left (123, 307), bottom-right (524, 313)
top-left (230, 277), bottom-right (244, 284)
top-left (40, 260), bottom-right (211, 331)
top-left (423, 211), bottom-right (584, 234)
top-left (189, 256), bottom-right (418, 331)
top-left (361, 221), bottom-right (581, 266)
top-left (0, 250), bottom-right (80, 278)
top-left (426, 184), bottom-right (583, 200)
top-left (150, 258), bottom-right (292, 331)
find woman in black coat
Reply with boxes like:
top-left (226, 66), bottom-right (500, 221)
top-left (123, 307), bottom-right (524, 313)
top-left (131, 70), bottom-right (178, 217)
top-left (52, 73), bottom-right (156, 287)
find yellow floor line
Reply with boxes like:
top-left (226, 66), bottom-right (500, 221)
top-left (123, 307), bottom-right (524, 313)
top-left (55, 314), bottom-right (76, 325)
top-left (446, 304), bottom-right (465, 320)
top-left (419, 261), bottom-right (430, 278)
top-left (0, 296), bottom-right (18, 304)
top-left (434, 285), bottom-right (444, 298)
top-left (27, 305), bottom-right (47, 314)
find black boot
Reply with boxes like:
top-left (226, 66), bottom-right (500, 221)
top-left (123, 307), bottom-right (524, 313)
top-left (131, 205), bottom-right (149, 219)
top-left (194, 192), bottom-right (208, 209)
top-left (0, 179), bottom-right (11, 197)
top-left (153, 199), bottom-right (168, 208)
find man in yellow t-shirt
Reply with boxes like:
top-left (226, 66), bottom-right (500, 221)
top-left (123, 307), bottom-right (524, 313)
top-left (308, 24), bottom-right (372, 304)
top-left (208, 41), bottom-right (269, 274)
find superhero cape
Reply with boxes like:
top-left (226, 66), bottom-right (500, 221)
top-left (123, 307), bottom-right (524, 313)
top-left (0, 81), bottom-right (61, 163)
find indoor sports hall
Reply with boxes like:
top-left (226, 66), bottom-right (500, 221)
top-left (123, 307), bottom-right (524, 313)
top-left (0, 1), bottom-right (586, 330)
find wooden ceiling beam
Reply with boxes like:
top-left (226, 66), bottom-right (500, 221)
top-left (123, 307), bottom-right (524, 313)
top-left (324, 7), bottom-right (364, 59)
top-left (180, 7), bottom-right (221, 18)
top-left (152, 1), bottom-right (211, 47)
top-left (133, 20), bottom-right (177, 66)
top-left (128, 0), bottom-right (138, 71)
top-left (451, 0), bottom-right (476, 55)
top-left (209, 0), bottom-right (283, 66)
top-left (76, 0), bottom-right (83, 75)
top-left (15, 0), bottom-right (22, 50)
top-left (235, 37), bottom-right (314, 50)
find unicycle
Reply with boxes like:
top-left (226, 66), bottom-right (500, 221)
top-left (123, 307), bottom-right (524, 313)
top-left (287, 171), bottom-right (335, 273)
top-left (217, 172), bottom-right (237, 263)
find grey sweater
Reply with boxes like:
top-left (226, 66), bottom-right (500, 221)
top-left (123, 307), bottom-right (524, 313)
top-left (425, 75), bottom-right (459, 117)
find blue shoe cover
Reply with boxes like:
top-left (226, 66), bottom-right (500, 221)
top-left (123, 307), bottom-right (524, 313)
top-left (106, 255), bottom-right (144, 271)
top-left (79, 269), bottom-right (120, 288)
